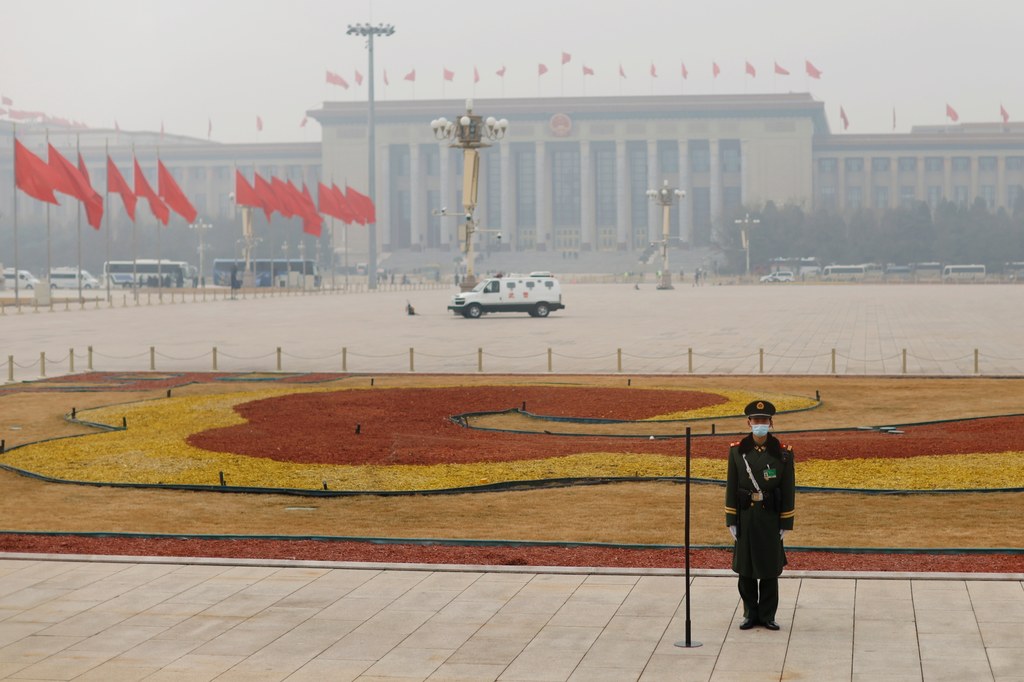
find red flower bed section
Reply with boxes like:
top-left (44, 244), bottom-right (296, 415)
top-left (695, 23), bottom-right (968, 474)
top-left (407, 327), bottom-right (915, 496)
top-left (187, 387), bottom-right (726, 465)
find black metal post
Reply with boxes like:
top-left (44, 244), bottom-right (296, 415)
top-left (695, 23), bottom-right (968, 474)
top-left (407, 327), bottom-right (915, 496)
top-left (675, 426), bottom-right (702, 647)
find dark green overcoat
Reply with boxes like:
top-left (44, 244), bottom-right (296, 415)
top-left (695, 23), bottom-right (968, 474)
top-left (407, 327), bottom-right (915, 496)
top-left (725, 433), bottom-right (796, 578)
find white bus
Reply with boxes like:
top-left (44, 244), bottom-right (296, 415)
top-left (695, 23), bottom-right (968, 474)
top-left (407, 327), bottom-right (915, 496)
top-left (942, 264), bottom-right (986, 281)
top-left (912, 262), bottom-right (944, 281)
top-left (103, 260), bottom-right (196, 288)
top-left (821, 264), bottom-right (867, 281)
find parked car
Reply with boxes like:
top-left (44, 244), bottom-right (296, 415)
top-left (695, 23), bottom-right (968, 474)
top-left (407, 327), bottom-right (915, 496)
top-left (2, 268), bottom-right (41, 289)
top-left (760, 270), bottom-right (795, 283)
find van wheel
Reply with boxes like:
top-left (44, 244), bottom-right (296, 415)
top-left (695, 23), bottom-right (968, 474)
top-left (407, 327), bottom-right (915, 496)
top-left (534, 302), bottom-right (550, 317)
top-left (465, 303), bottom-right (482, 319)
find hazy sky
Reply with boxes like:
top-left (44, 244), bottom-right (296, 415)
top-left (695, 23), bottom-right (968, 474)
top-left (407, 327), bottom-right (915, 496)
top-left (2, 0), bottom-right (1020, 144)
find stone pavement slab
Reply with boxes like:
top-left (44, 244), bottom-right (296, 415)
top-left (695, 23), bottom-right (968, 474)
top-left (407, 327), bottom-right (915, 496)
top-left (0, 555), bottom-right (1019, 681)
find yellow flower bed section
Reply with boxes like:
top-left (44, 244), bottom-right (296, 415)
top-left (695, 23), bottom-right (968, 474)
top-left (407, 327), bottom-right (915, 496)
top-left (646, 389), bottom-right (816, 420)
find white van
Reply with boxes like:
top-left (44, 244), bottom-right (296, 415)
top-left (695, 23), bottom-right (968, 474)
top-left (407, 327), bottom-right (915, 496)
top-left (2, 268), bottom-right (41, 290)
top-left (448, 272), bottom-right (565, 318)
top-left (49, 267), bottom-right (101, 289)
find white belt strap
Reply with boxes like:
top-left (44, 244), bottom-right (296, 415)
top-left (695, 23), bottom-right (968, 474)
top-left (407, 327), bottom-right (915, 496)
top-left (741, 453), bottom-right (762, 494)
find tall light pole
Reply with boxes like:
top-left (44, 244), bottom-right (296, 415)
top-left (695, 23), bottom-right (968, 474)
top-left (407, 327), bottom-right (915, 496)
top-left (431, 99), bottom-right (508, 291)
top-left (347, 21), bottom-right (394, 290)
top-left (735, 212), bottom-right (760, 278)
top-left (646, 180), bottom-right (686, 290)
top-left (188, 218), bottom-right (212, 288)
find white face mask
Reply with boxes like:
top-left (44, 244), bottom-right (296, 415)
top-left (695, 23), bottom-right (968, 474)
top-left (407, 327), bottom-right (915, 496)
top-left (751, 424), bottom-right (770, 438)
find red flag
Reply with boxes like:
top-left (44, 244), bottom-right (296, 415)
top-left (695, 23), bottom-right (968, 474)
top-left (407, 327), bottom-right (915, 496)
top-left (354, 69), bottom-right (363, 86)
top-left (618, 64), bottom-right (626, 78)
top-left (133, 159), bottom-right (169, 225)
top-left (774, 62), bottom-right (790, 76)
top-left (538, 63), bottom-right (548, 76)
top-left (235, 170), bottom-right (260, 207)
top-left (474, 66), bottom-right (480, 83)
top-left (48, 145), bottom-right (97, 212)
top-left (107, 156), bottom-right (137, 221)
top-left (253, 173), bottom-right (277, 221)
top-left (712, 62), bottom-right (721, 78)
top-left (945, 104), bottom-right (959, 122)
top-left (582, 65), bottom-right (594, 76)
top-left (839, 106), bottom-right (849, 131)
top-left (805, 60), bottom-right (822, 79)
top-left (326, 70), bottom-right (350, 88)
top-left (77, 153), bottom-right (104, 229)
top-left (561, 52), bottom-right (571, 65)
top-left (300, 184), bottom-right (323, 237)
top-left (332, 183), bottom-right (357, 224)
top-left (317, 181), bottom-right (340, 219)
top-left (15, 139), bottom-right (60, 204)
top-left (383, 69), bottom-right (389, 85)
top-left (496, 65), bottom-right (506, 78)
top-left (207, 118), bottom-right (212, 139)
top-left (300, 116), bottom-right (308, 128)
top-left (347, 185), bottom-right (375, 224)
top-left (404, 69), bottom-right (416, 82)
top-left (157, 160), bottom-right (197, 223)
top-left (443, 67), bottom-right (455, 81)
top-left (745, 61), bottom-right (756, 77)
top-left (1, 95), bottom-right (12, 106)
top-left (681, 62), bottom-right (689, 79)
top-left (114, 120), bottom-right (120, 132)
top-left (650, 63), bottom-right (658, 77)
top-left (270, 177), bottom-right (298, 218)
top-left (256, 115), bottom-right (263, 132)
top-left (1001, 104), bottom-right (1010, 124)
top-left (892, 107), bottom-right (896, 131)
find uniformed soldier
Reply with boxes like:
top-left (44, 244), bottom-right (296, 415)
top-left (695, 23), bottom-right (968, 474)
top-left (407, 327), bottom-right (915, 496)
top-left (725, 399), bottom-right (795, 630)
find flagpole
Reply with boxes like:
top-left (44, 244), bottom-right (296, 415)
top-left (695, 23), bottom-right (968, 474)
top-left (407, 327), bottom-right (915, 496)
top-left (104, 139), bottom-right (111, 303)
top-left (45, 129), bottom-right (52, 303)
top-left (76, 134), bottom-right (83, 301)
top-left (11, 122), bottom-right (19, 302)
top-left (156, 151), bottom-right (163, 301)
top-left (131, 143), bottom-right (138, 304)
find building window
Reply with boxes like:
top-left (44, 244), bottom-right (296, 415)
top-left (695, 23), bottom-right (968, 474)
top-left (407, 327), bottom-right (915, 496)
top-left (551, 145), bottom-right (580, 227)
top-left (925, 157), bottom-right (944, 172)
top-left (426, 190), bottom-right (441, 248)
top-left (978, 156), bottom-right (997, 172)
top-left (424, 147), bottom-right (439, 176)
top-left (515, 148), bottom-right (535, 229)
top-left (486, 151), bottom-right (501, 228)
top-left (954, 185), bottom-right (969, 206)
top-left (898, 157), bottom-right (917, 172)
top-left (689, 140), bottom-right (710, 173)
top-left (873, 186), bottom-right (889, 209)
top-left (846, 186), bottom-right (863, 209)
top-left (691, 187), bottom-right (711, 245)
top-left (1006, 157), bottom-right (1024, 171)
top-left (981, 185), bottom-right (995, 210)
top-left (871, 158), bottom-right (891, 172)
top-left (721, 140), bottom-right (741, 173)
top-left (900, 186), bottom-right (916, 208)
top-left (927, 185), bottom-right (943, 209)
top-left (952, 157), bottom-right (971, 172)
top-left (594, 143), bottom-right (616, 227)
top-left (723, 186), bottom-right (742, 211)
top-left (391, 146), bottom-right (410, 176)
top-left (820, 185), bottom-right (836, 211)
top-left (1008, 185), bottom-right (1023, 210)
top-left (628, 142), bottom-right (648, 246)
top-left (818, 158), bottom-right (837, 173)
top-left (658, 140), bottom-right (678, 173)
top-left (845, 157), bottom-right (864, 172)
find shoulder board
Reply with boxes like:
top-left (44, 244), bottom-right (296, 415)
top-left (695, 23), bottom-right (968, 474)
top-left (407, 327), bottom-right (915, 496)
top-left (780, 443), bottom-right (793, 451)
top-left (730, 441), bottom-right (741, 447)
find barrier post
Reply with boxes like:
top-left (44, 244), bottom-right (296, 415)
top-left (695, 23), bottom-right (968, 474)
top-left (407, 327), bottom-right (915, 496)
top-left (276, 347), bottom-right (282, 371)
top-left (212, 347), bottom-right (218, 371)
top-left (902, 348), bottom-right (907, 374)
top-left (547, 347), bottom-right (552, 372)
top-left (40, 352), bottom-right (46, 377)
top-left (617, 348), bottom-right (622, 372)
top-left (831, 348), bottom-right (836, 374)
top-left (759, 348), bottom-right (764, 373)
top-left (478, 347), bottom-right (483, 372)
top-left (69, 348), bottom-right (74, 373)
top-left (688, 347), bottom-right (693, 373)
top-left (409, 348), bottom-right (414, 372)
top-left (87, 345), bottom-right (93, 370)
top-left (149, 346), bottom-right (156, 370)
top-left (342, 347), bottom-right (347, 372)
top-left (974, 348), bottom-right (979, 375)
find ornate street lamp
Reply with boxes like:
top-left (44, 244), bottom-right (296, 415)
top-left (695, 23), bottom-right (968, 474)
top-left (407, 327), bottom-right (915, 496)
top-left (646, 180), bottom-right (686, 290)
top-left (735, 212), bottom-right (761, 278)
top-left (188, 218), bottom-right (213, 288)
top-left (430, 99), bottom-right (508, 291)
top-left (347, 21), bottom-right (395, 290)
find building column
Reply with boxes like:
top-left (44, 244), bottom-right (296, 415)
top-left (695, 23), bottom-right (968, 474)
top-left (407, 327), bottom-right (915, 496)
top-left (377, 143), bottom-right (390, 251)
top-left (709, 138), bottom-right (721, 240)
top-left (534, 141), bottom-right (548, 249)
top-left (439, 144), bottom-right (452, 247)
top-left (615, 139), bottom-right (629, 249)
top-left (678, 140), bottom-right (691, 245)
top-left (890, 156), bottom-right (899, 208)
top-left (647, 140), bottom-right (659, 243)
top-left (409, 144), bottom-right (424, 250)
top-left (500, 142), bottom-right (516, 250)
top-left (579, 140), bottom-right (595, 251)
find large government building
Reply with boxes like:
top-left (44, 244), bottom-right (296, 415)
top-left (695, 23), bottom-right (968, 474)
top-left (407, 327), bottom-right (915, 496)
top-left (3, 92), bottom-right (1024, 270)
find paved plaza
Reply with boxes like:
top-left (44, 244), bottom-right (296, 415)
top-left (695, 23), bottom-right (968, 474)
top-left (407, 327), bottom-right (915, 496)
top-left (3, 281), bottom-right (1024, 380)
top-left (2, 281), bottom-right (1023, 679)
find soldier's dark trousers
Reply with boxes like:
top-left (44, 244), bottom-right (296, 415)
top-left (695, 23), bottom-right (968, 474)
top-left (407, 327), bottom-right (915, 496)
top-left (738, 576), bottom-right (779, 622)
